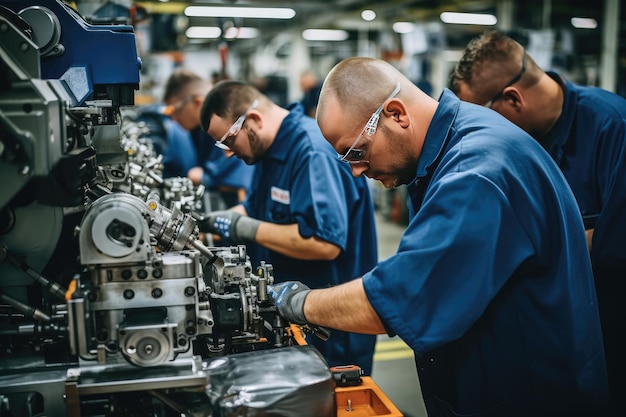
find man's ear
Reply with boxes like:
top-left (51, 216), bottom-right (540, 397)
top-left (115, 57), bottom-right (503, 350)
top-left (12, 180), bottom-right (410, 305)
top-left (246, 110), bottom-right (262, 129)
top-left (502, 87), bottom-right (524, 110)
top-left (193, 95), bottom-right (204, 106)
top-left (384, 98), bottom-right (410, 128)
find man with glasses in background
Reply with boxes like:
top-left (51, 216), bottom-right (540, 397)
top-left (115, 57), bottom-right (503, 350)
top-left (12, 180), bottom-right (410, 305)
top-left (198, 79), bottom-right (379, 376)
top-left (449, 30), bottom-right (626, 416)
top-left (268, 56), bottom-right (609, 417)
top-left (161, 68), bottom-right (254, 209)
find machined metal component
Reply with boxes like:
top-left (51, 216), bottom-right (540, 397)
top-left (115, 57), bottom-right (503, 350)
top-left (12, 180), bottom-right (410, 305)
top-left (0, 3), bottom-right (295, 415)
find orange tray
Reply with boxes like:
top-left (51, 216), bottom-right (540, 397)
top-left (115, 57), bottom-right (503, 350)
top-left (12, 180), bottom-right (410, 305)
top-left (336, 376), bottom-right (403, 417)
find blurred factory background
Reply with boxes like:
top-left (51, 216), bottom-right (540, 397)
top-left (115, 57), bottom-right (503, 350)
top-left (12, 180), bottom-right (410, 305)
top-left (71, 0), bottom-right (624, 107)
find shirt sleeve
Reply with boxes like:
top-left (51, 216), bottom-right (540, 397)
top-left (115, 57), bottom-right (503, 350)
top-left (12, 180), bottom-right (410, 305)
top-left (202, 152), bottom-right (255, 190)
top-left (290, 151), bottom-right (349, 250)
top-left (363, 171), bottom-right (534, 355)
top-left (162, 122), bottom-right (197, 178)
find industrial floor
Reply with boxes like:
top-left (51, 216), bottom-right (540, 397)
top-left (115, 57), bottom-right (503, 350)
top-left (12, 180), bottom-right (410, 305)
top-left (369, 211), bottom-right (428, 417)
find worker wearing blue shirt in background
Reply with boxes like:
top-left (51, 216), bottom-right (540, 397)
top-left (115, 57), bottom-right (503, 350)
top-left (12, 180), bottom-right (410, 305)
top-left (449, 30), bottom-right (626, 416)
top-left (269, 57), bottom-right (609, 417)
top-left (197, 80), bottom-right (379, 375)
top-left (125, 104), bottom-right (193, 180)
top-left (162, 68), bottom-right (254, 209)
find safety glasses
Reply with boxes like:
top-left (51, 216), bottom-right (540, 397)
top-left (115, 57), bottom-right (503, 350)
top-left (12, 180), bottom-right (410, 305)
top-left (339, 81), bottom-right (401, 164)
top-left (162, 95), bottom-right (197, 117)
top-left (215, 99), bottom-right (259, 150)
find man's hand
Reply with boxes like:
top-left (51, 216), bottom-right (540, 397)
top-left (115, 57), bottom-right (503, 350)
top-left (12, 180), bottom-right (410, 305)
top-left (268, 281), bottom-right (311, 325)
top-left (187, 167), bottom-right (204, 186)
top-left (198, 210), bottom-right (260, 242)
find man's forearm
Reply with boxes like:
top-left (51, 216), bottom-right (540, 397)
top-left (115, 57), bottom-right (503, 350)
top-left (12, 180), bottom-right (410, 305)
top-left (585, 228), bottom-right (593, 251)
top-left (304, 278), bottom-right (386, 335)
top-left (255, 222), bottom-right (341, 260)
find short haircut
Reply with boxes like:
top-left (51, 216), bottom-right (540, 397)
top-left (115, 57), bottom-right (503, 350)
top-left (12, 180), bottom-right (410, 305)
top-left (162, 68), bottom-right (204, 102)
top-left (200, 80), bottom-right (262, 132)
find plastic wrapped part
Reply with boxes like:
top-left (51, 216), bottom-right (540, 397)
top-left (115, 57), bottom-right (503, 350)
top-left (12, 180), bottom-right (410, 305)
top-left (205, 345), bottom-right (336, 417)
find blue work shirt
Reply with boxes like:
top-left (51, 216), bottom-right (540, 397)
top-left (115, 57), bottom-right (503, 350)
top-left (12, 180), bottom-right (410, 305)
top-left (162, 125), bottom-right (254, 190)
top-left (363, 90), bottom-right (608, 416)
top-left (161, 119), bottom-right (196, 178)
top-left (189, 128), bottom-right (254, 192)
top-left (545, 72), bottom-right (626, 412)
top-left (165, 127), bottom-right (254, 208)
top-left (243, 103), bottom-right (378, 374)
top-left (129, 105), bottom-right (190, 178)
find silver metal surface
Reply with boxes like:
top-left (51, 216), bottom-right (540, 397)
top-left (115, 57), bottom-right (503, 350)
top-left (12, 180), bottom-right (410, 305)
top-left (0, 3), bottom-right (293, 415)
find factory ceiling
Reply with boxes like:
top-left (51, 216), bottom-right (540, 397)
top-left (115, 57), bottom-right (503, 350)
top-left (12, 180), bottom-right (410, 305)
top-left (81, 0), bottom-right (606, 53)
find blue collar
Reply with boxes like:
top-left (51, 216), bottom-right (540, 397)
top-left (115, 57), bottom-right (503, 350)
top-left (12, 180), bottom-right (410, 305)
top-left (545, 71), bottom-right (575, 161)
top-left (408, 89), bottom-right (460, 187)
top-left (266, 102), bottom-right (306, 162)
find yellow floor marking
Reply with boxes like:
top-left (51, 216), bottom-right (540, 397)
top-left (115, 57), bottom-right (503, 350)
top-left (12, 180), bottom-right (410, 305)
top-left (373, 350), bottom-right (415, 361)
top-left (373, 339), bottom-right (413, 361)
top-left (375, 339), bottom-right (410, 352)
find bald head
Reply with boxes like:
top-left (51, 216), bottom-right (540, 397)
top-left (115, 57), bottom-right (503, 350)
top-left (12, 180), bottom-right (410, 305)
top-left (316, 57), bottom-right (439, 188)
top-left (449, 30), bottom-right (541, 105)
top-left (317, 57), bottom-right (408, 127)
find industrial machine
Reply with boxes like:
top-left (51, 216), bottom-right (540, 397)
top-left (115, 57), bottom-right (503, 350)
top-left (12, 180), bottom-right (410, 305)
top-left (0, 2), bottom-right (404, 416)
top-left (0, 2), bottom-right (321, 415)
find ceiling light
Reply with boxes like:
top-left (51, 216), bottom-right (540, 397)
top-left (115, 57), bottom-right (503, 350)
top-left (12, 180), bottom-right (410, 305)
top-left (302, 29), bottom-right (349, 42)
top-left (393, 22), bottom-right (416, 34)
top-left (224, 27), bottom-right (259, 39)
top-left (361, 10), bottom-right (376, 21)
top-left (184, 6), bottom-right (295, 19)
top-left (186, 26), bottom-right (221, 39)
top-left (440, 12), bottom-right (497, 25)
top-left (570, 17), bottom-right (597, 29)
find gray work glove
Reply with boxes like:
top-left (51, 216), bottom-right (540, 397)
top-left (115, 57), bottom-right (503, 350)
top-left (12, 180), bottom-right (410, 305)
top-left (199, 210), bottom-right (261, 243)
top-left (267, 281), bottom-right (311, 325)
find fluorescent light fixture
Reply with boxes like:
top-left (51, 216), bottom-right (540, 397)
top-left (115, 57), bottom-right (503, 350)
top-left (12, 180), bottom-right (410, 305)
top-left (302, 29), bottom-right (349, 41)
top-left (224, 26), bottom-right (259, 39)
top-left (184, 6), bottom-right (295, 19)
top-left (440, 12), bottom-right (497, 25)
top-left (571, 17), bottom-right (597, 29)
top-left (361, 9), bottom-right (376, 21)
top-left (186, 26), bottom-right (221, 39)
top-left (393, 22), bottom-right (416, 33)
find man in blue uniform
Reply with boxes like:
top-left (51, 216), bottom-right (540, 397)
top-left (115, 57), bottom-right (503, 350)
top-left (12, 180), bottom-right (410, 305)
top-left (162, 68), bottom-right (254, 208)
top-left (269, 57), bottom-right (609, 417)
top-left (449, 30), bottom-right (626, 416)
top-left (198, 80), bottom-right (379, 375)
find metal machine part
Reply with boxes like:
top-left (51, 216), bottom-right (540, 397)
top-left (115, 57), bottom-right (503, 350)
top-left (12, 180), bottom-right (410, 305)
top-left (75, 191), bottom-right (285, 364)
top-left (1, 0), bottom-right (141, 188)
top-left (0, 3), bottom-right (297, 416)
top-left (1, 187), bottom-right (293, 416)
top-left (0, 2), bottom-right (112, 312)
top-left (1, 0), bottom-right (140, 106)
top-left (0, 0), bottom-right (138, 293)
top-left (119, 106), bottom-right (206, 213)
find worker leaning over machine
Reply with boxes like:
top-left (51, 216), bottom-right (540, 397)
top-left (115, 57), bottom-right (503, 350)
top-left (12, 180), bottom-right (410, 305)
top-left (269, 57), bottom-right (609, 417)
top-left (449, 30), bottom-right (626, 416)
top-left (197, 80), bottom-right (379, 376)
